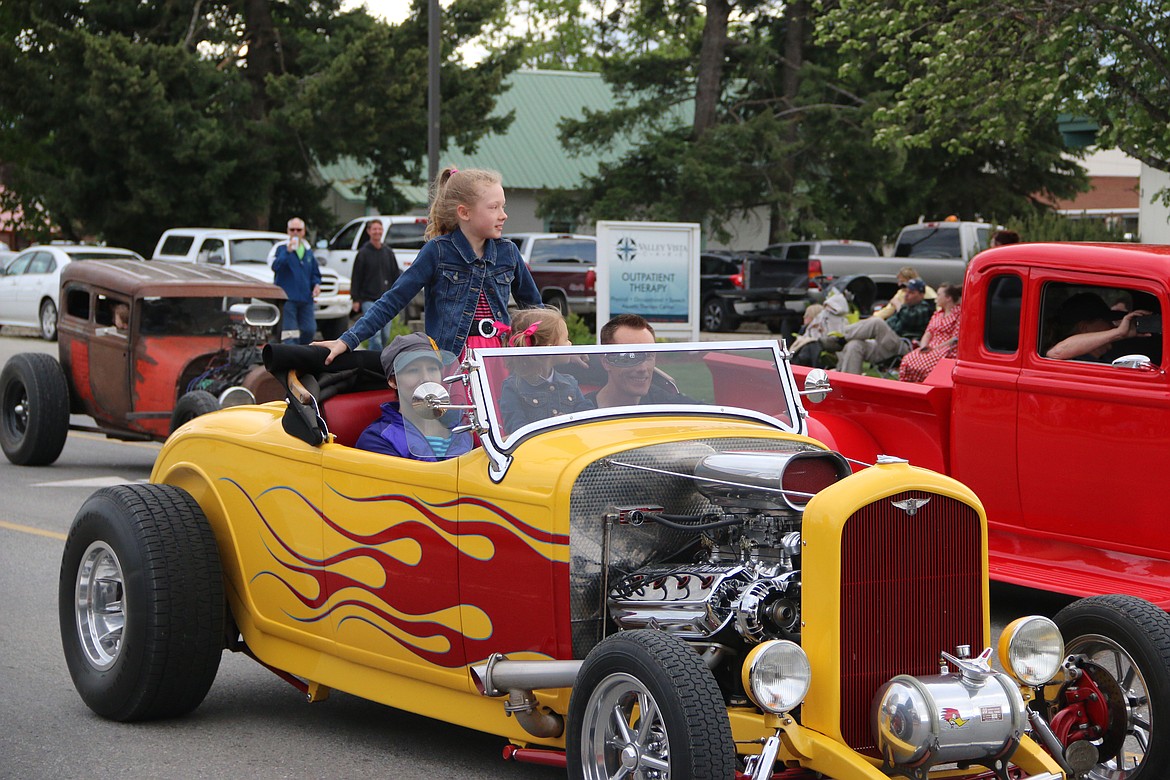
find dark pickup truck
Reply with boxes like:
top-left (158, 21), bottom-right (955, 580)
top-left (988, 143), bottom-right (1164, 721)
top-left (505, 233), bottom-right (596, 320)
top-left (699, 250), bottom-right (810, 333)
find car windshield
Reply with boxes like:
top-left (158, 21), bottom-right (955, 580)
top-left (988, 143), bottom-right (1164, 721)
top-left (468, 341), bottom-right (801, 448)
top-left (894, 227), bottom-right (961, 259)
top-left (230, 239), bottom-right (279, 264)
top-left (139, 297), bottom-right (241, 336)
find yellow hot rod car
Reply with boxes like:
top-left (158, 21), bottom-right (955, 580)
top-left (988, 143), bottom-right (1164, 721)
top-left (60, 339), bottom-right (1156, 779)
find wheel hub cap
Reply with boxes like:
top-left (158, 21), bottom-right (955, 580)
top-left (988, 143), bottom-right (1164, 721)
top-left (620, 744), bottom-right (639, 769)
top-left (75, 541), bottom-right (126, 670)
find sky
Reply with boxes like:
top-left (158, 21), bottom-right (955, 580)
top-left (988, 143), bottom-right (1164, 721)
top-left (343, 0), bottom-right (415, 25)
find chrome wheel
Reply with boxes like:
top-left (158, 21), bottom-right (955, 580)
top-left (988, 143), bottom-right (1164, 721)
top-left (580, 672), bottom-right (670, 780)
top-left (75, 541), bottom-right (125, 670)
top-left (1067, 633), bottom-right (1152, 779)
top-left (40, 299), bottom-right (58, 340)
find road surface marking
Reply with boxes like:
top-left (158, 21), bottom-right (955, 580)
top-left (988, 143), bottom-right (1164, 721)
top-left (0, 519), bottom-right (67, 541)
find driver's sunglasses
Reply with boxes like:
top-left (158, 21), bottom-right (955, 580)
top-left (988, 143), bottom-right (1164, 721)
top-left (288, 227), bottom-right (305, 233)
top-left (603, 352), bottom-right (651, 367)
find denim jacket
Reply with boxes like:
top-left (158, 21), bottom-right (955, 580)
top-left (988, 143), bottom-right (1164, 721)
top-left (341, 228), bottom-right (541, 356)
top-left (499, 370), bottom-right (594, 433)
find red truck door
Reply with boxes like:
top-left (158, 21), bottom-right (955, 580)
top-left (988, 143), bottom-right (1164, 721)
top-left (950, 268), bottom-right (1027, 533)
top-left (1015, 271), bottom-right (1170, 560)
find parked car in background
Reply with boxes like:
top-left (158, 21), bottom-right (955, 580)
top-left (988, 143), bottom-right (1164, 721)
top-left (699, 250), bottom-right (809, 334)
top-left (0, 244), bottom-right (144, 340)
top-left (888, 218), bottom-right (993, 290)
top-left (151, 228), bottom-right (351, 339)
top-left (316, 215), bottom-right (428, 276)
top-left (316, 216), bottom-right (428, 323)
top-left (0, 259), bottom-right (286, 467)
top-left (505, 233), bottom-right (596, 319)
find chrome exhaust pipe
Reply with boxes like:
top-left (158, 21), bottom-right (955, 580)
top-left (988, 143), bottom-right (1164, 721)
top-left (471, 653), bottom-right (582, 697)
top-left (470, 654), bottom-right (584, 739)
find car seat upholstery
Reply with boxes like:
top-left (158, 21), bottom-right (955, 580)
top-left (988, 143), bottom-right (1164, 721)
top-left (322, 388), bottom-right (398, 448)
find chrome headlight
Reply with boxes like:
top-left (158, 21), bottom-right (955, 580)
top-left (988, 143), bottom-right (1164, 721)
top-left (741, 639), bottom-right (811, 714)
top-left (997, 615), bottom-right (1064, 686)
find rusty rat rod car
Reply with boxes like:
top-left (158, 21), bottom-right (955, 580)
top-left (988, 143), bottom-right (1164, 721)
top-left (63, 337), bottom-right (1154, 779)
top-left (0, 260), bottom-right (286, 466)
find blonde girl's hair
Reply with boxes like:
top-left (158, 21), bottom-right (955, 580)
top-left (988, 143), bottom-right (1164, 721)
top-left (508, 307), bottom-right (567, 348)
top-left (425, 166), bottom-right (503, 240)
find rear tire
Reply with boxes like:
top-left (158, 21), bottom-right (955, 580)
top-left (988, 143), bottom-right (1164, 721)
top-left (0, 352), bottom-right (70, 465)
top-left (40, 299), bottom-right (59, 340)
top-left (543, 291), bottom-right (569, 317)
top-left (58, 484), bottom-right (224, 721)
top-left (170, 390), bottom-right (219, 433)
top-left (701, 296), bottom-right (740, 332)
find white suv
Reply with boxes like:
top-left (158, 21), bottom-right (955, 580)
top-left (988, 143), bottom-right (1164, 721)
top-left (316, 215), bottom-right (428, 276)
top-left (151, 228), bottom-right (352, 339)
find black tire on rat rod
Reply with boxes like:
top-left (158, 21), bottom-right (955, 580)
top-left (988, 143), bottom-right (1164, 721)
top-left (59, 484), bottom-right (225, 721)
top-left (567, 630), bottom-right (736, 780)
top-left (0, 352), bottom-right (70, 466)
top-left (1053, 594), bottom-right (1170, 780)
top-left (170, 389), bottom-right (219, 433)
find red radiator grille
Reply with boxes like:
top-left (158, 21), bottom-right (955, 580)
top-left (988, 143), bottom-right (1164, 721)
top-left (839, 491), bottom-right (983, 754)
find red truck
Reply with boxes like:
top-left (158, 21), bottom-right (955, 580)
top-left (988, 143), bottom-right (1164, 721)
top-left (787, 242), bottom-right (1170, 608)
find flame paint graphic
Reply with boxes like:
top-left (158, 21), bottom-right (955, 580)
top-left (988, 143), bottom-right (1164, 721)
top-left (223, 478), bottom-right (569, 667)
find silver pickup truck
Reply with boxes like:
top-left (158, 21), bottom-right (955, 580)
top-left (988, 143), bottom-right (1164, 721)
top-left (766, 224), bottom-right (988, 304)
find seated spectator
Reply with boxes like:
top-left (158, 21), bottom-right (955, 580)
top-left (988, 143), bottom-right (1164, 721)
top-left (498, 308), bottom-right (593, 432)
top-left (822, 278), bottom-right (935, 374)
top-left (874, 267), bottom-right (937, 321)
top-left (354, 333), bottom-right (473, 460)
top-left (1045, 292), bottom-right (1151, 362)
top-left (789, 290), bottom-right (850, 367)
top-left (899, 283), bottom-right (962, 382)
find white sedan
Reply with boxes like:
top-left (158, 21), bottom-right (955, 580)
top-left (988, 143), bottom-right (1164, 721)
top-left (0, 244), bottom-right (144, 339)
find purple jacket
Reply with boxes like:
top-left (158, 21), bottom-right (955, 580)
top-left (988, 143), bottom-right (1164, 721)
top-left (353, 402), bottom-right (472, 461)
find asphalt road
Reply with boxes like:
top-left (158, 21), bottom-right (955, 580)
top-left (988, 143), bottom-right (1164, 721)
top-left (0, 327), bottom-right (1072, 779)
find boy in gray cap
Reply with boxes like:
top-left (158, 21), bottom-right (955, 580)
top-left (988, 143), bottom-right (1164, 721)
top-left (354, 333), bottom-right (472, 460)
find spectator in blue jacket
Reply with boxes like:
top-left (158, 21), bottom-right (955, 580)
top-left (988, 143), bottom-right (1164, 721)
top-left (272, 217), bottom-right (322, 344)
top-left (354, 333), bottom-right (473, 461)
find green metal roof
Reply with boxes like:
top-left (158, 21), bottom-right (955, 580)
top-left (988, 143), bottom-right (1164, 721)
top-left (318, 69), bottom-right (658, 207)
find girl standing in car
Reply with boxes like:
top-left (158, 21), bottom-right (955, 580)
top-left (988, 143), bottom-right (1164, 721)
top-left (317, 166), bottom-right (542, 363)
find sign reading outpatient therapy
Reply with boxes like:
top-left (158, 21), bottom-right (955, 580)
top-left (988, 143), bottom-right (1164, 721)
top-left (595, 221), bottom-right (700, 341)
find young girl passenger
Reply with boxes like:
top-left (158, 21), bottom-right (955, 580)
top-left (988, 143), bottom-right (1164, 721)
top-left (498, 308), bottom-right (593, 433)
top-left (318, 167), bottom-right (542, 363)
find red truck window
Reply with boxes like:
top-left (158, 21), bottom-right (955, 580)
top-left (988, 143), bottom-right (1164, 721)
top-left (984, 274), bottom-right (1022, 353)
top-left (1038, 282), bottom-right (1163, 365)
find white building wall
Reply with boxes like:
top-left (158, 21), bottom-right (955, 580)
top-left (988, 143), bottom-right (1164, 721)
top-left (1140, 165), bottom-right (1170, 244)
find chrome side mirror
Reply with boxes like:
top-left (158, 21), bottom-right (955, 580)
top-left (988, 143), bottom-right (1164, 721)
top-left (411, 381), bottom-right (475, 419)
top-left (1111, 354), bottom-right (1154, 370)
top-left (800, 368), bottom-right (832, 403)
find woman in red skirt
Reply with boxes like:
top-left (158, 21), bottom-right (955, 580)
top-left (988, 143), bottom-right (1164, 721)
top-left (899, 284), bottom-right (962, 383)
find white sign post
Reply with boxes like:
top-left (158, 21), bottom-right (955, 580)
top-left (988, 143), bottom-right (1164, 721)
top-left (595, 221), bottom-right (701, 342)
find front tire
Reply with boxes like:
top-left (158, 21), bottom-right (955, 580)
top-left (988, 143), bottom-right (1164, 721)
top-left (0, 352), bottom-right (70, 465)
top-left (59, 484), bottom-right (224, 721)
top-left (170, 390), bottom-right (219, 433)
top-left (567, 630), bottom-right (735, 780)
top-left (40, 298), bottom-right (59, 340)
top-left (1053, 595), bottom-right (1170, 779)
